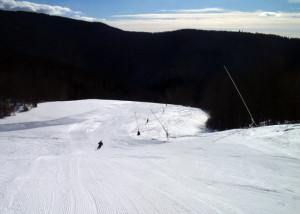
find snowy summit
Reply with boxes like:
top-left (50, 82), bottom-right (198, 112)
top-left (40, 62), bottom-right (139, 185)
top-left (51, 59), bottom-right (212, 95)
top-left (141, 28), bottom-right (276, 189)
top-left (0, 99), bottom-right (299, 213)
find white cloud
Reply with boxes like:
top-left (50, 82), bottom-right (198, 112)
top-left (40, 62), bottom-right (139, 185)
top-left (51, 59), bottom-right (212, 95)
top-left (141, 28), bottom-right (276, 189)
top-left (73, 15), bottom-right (106, 22)
top-left (0, 0), bottom-right (78, 16)
top-left (259, 12), bottom-right (281, 17)
top-left (161, 8), bottom-right (225, 13)
top-left (0, 0), bottom-right (104, 22)
top-left (288, 0), bottom-right (300, 3)
top-left (111, 10), bottom-right (293, 21)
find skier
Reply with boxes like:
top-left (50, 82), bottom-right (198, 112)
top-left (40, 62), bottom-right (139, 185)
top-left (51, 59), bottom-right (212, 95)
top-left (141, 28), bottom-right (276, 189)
top-left (97, 140), bottom-right (103, 150)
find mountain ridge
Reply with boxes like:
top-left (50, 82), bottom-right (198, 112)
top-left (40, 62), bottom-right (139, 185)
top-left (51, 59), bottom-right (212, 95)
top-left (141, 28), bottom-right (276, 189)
top-left (1, 9), bottom-right (300, 129)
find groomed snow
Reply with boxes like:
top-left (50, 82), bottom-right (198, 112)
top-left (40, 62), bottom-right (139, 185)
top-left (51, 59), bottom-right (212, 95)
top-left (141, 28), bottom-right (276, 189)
top-left (0, 99), bottom-right (299, 214)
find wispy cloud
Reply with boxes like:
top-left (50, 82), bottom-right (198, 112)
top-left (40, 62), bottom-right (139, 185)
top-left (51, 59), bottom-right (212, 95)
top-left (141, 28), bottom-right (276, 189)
top-left (160, 8), bottom-right (225, 13)
top-left (0, 0), bottom-right (102, 21)
top-left (112, 10), bottom-right (295, 20)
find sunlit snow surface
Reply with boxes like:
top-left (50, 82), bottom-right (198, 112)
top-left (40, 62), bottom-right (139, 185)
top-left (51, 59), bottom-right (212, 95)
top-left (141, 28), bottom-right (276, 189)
top-left (0, 99), bottom-right (299, 214)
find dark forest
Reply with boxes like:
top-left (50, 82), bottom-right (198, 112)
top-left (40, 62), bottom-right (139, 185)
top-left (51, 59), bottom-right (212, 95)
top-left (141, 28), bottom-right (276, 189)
top-left (1, 10), bottom-right (300, 130)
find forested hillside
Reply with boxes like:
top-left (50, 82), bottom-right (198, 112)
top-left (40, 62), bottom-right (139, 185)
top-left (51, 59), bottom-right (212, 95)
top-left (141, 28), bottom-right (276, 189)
top-left (1, 10), bottom-right (299, 129)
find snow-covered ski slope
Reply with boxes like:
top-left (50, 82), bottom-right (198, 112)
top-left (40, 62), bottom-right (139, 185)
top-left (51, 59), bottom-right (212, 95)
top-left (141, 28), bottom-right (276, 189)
top-left (0, 99), bottom-right (299, 214)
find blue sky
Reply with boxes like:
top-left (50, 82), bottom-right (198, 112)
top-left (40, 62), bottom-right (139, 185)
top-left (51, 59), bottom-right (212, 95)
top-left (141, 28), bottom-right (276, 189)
top-left (1, 0), bottom-right (300, 37)
top-left (16, 0), bottom-right (299, 18)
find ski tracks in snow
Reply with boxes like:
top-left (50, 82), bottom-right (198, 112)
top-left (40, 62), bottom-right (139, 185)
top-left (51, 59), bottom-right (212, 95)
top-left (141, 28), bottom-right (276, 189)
top-left (1, 100), bottom-right (299, 214)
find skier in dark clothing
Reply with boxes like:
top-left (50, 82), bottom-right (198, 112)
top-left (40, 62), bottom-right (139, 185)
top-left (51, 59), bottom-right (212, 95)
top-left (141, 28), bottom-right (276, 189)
top-left (97, 140), bottom-right (103, 150)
